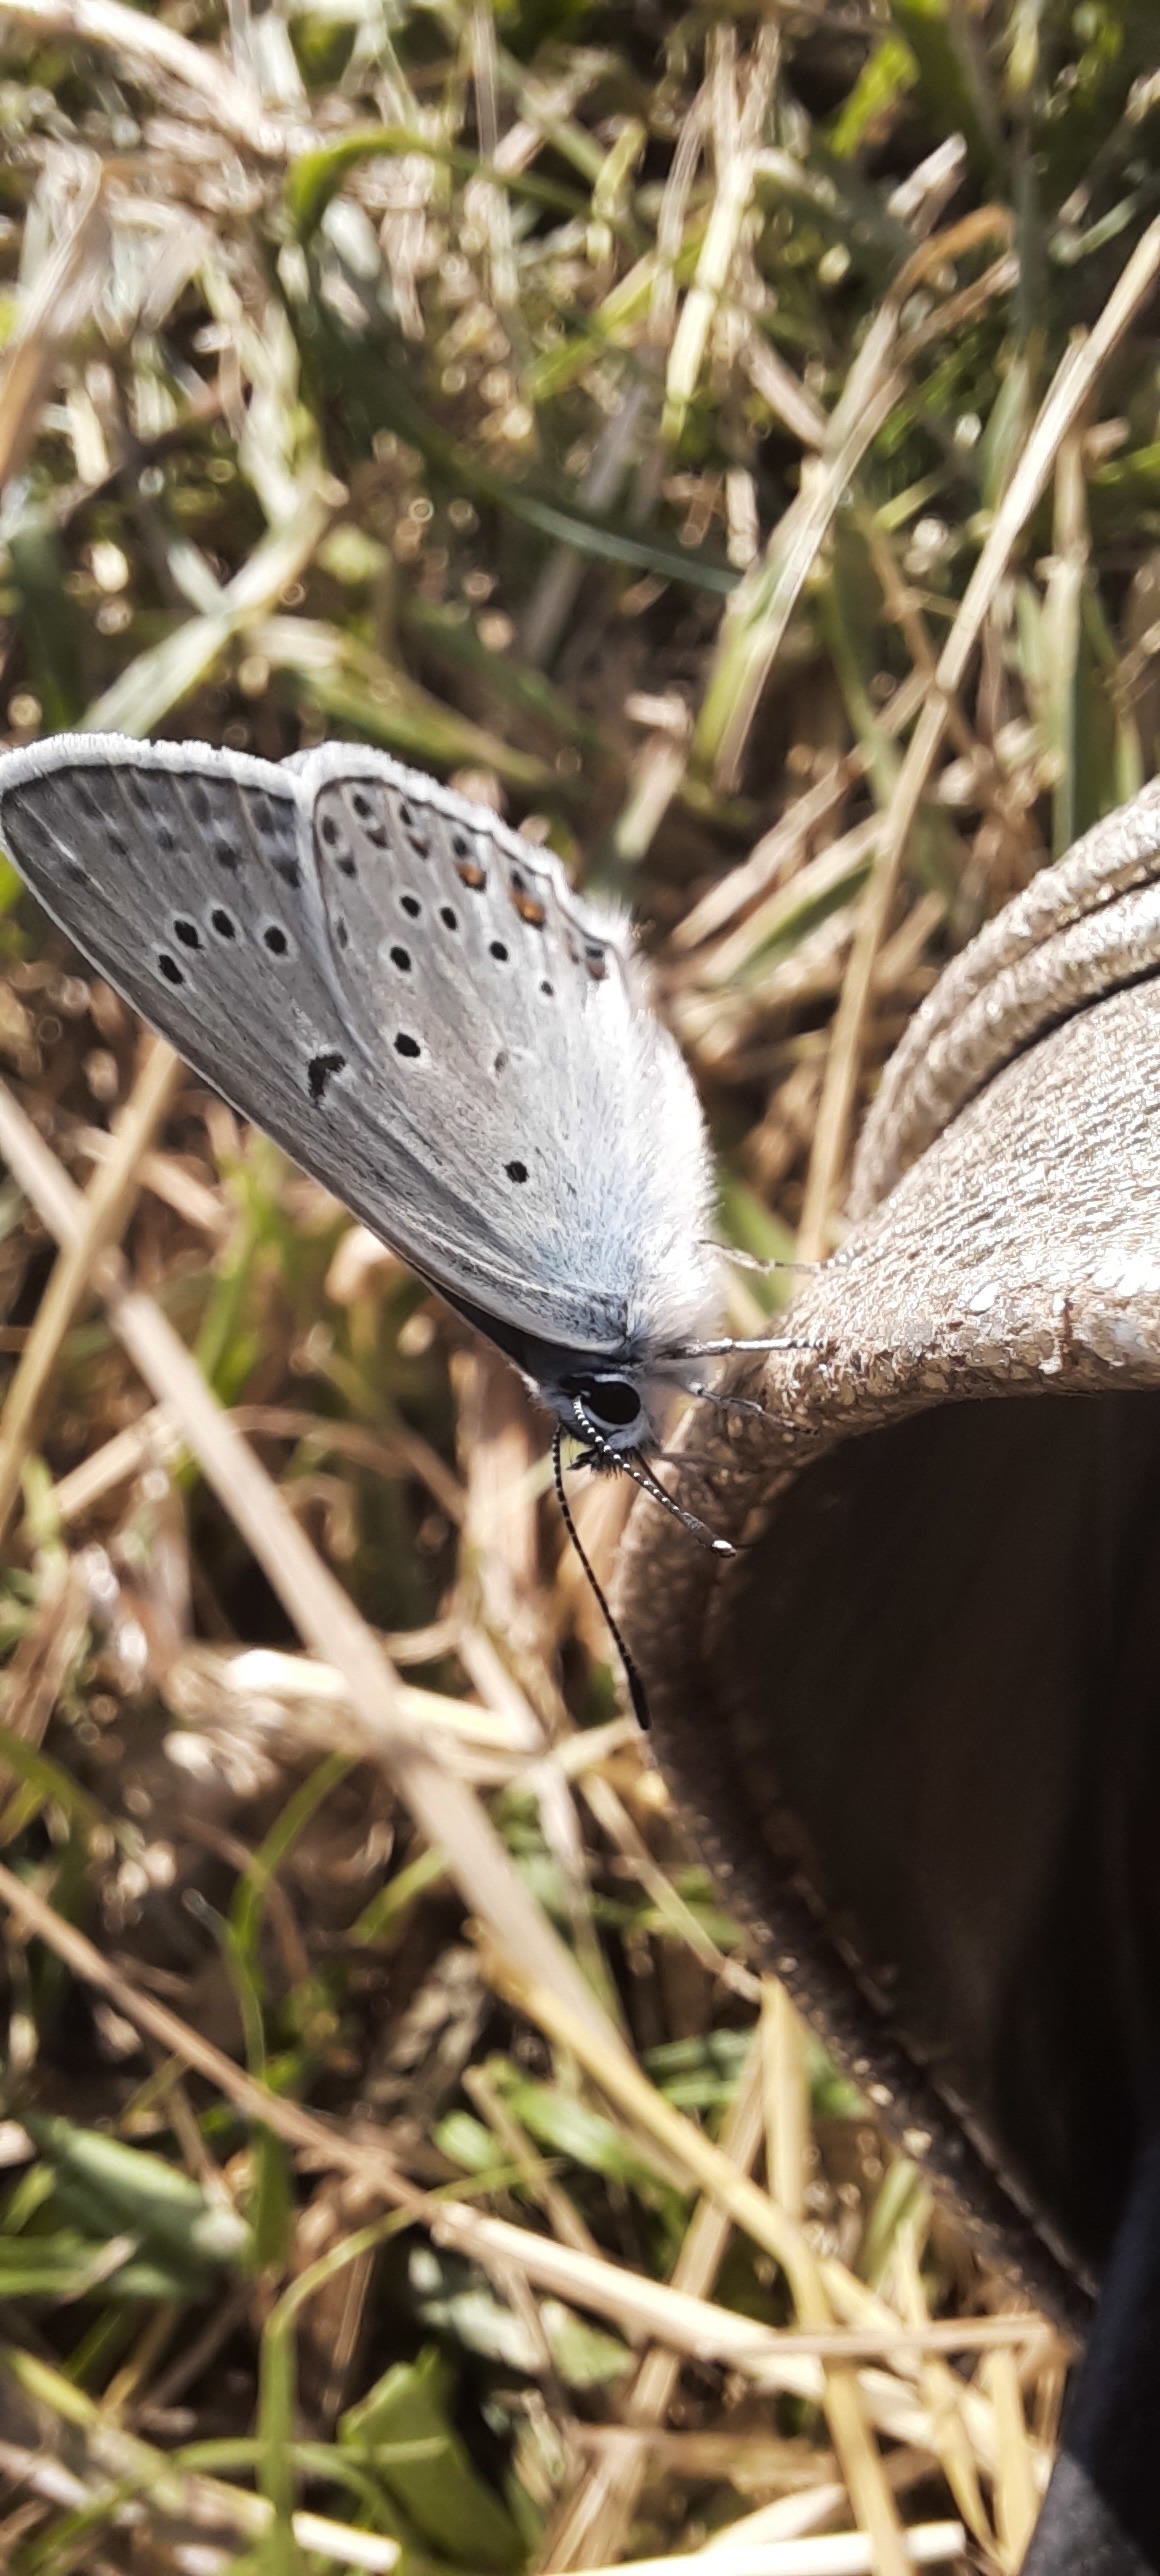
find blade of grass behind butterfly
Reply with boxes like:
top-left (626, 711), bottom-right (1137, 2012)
top-left (289, 289), bottom-right (738, 598)
top-left (1022, 451), bottom-right (1120, 848)
top-left (84, 495), bottom-right (334, 739)
top-left (0, 1729), bottom-right (105, 1849)
top-left (254, 618), bottom-right (562, 794)
top-left (1041, 428), bottom-right (1140, 851)
top-left (231, 1755), bottom-right (352, 1997)
top-left (694, 338), bottom-right (905, 784)
top-left (1088, 582), bottom-right (1145, 811)
top-left (192, 1890), bottom-right (295, 2288)
top-left (23, 2115), bottom-right (251, 2280)
top-left (525, 262), bottom-right (692, 407)
top-left (402, 426), bottom-right (740, 600)
top-left (337, 2341), bottom-right (525, 2570)
top-left (887, 0), bottom-right (1000, 183)
top-left (287, 124), bottom-right (589, 244)
top-left (1042, 427), bottom-right (1094, 858)
top-left (822, 509), bottom-right (958, 903)
top-left (826, 30), bottom-right (919, 160)
top-left (1, 2342), bottom-right (403, 2572)
top-left (229, 1752), bottom-right (358, 2259)
top-left (260, 2220), bottom-right (462, 2576)
top-left (7, 509), bottom-right (88, 735)
top-left (399, 597), bottom-right (603, 756)
top-left (322, 507), bottom-right (603, 752)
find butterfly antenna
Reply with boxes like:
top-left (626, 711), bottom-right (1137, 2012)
top-left (706, 1241), bottom-right (819, 1277)
top-left (685, 1381), bottom-right (766, 1422)
top-left (552, 1428), bottom-right (651, 1731)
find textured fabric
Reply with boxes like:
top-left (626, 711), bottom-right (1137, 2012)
top-left (622, 784), bottom-right (1160, 2568)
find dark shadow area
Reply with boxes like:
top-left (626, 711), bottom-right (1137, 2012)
top-left (735, 1389), bottom-right (1160, 2279)
top-left (731, 1389), bottom-right (1160, 2571)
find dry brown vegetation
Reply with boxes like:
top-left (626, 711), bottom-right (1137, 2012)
top-left (1, 2), bottom-right (1159, 2570)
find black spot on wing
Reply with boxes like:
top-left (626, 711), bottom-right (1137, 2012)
top-left (246, 787), bottom-right (302, 887)
top-left (349, 787), bottom-right (386, 844)
top-left (184, 772), bottom-right (243, 869)
top-left (308, 1049), bottom-right (346, 1103)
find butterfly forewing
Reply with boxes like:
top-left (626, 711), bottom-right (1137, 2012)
top-left (0, 737), bottom-right (718, 1365)
top-left (0, 740), bottom-right (524, 1312)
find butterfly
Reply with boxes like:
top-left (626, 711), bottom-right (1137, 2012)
top-left (0, 736), bottom-right (790, 1707)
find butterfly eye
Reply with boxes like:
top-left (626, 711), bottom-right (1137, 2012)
top-left (574, 1377), bottom-right (643, 1434)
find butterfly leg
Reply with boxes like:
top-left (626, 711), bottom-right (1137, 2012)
top-left (683, 1380), bottom-right (767, 1422)
top-left (706, 1241), bottom-right (818, 1277)
top-left (671, 1331), bottom-right (809, 1359)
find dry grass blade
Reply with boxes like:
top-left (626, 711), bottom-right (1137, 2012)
top-left (0, 152), bottom-right (108, 488)
top-left (0, 0), bottom-right (299, 155)
top-left (543, 2037), bottom-right (769, 2571)
top-left (491, 1963), bottom-right (913, 2576)
top-left (0, 1036), bottom-right (182, 1541)
top-left (552, 2534), bottom-right (964, 2575)
top-left (799, 211), bottom-right (1160, 1256)
top-left (0, 1844), bottom-right (1055, 2474)
top-left (662, 23), bottom-right (781, 447)
top-left (0, 1073), bottom-right (620, 2050)
top-left (0, 2365), bottom-right (403, 2567)
top-left (698, 215), bottom-right (1015, 787)
top-left (86, 493), bottom-right (338, 739)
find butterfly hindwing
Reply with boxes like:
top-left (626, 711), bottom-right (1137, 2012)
top-left (290, 744), bottom-right (717, 1361)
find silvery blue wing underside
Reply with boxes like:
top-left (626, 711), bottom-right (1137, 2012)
top-left (0, 736), bottom-right (721, 1390)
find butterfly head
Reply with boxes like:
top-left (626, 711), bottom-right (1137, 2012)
top-left (554, 1367), bottom-right (655, 1468)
